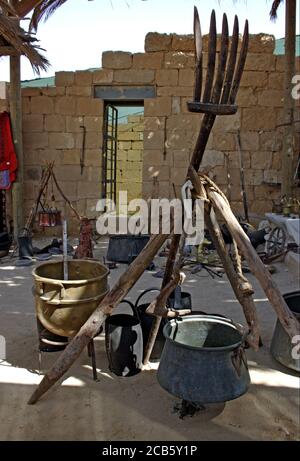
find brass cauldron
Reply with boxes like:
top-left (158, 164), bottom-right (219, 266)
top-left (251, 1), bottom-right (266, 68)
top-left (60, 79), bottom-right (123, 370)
top-left (33, 260), bottom-right (109, 337)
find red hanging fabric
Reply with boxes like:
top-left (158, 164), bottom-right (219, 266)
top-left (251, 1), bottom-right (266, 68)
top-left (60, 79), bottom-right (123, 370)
top-left (0, 111), bottom-right (18, 188)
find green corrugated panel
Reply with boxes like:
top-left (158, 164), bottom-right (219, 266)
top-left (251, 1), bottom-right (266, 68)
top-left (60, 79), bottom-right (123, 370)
top-left (274, 35), bottom-right (300, 56)
top-left (21, 76), bottom-right (55, 87)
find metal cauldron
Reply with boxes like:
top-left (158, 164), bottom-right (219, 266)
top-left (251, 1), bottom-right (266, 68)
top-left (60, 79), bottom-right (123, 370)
top-left (157, 315), bottom-right (250, 403)
top-left (33, 260), bottom-right (109, 337)
top-left (270, 290), bottom-right (300, 372)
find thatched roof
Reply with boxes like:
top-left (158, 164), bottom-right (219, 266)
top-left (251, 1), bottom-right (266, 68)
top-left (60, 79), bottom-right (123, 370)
top-left (30, 0), bottom-right (68, 31)
top-left (0, 0), bottom-right (49, 73)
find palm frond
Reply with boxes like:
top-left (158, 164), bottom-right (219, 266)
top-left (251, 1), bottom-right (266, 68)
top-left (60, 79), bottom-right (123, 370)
top-left (30, 0), bottom-right (68, 31)
top-left (0, 9), bottom-right (50, 73)
top-left (270, 0), bottom-right (283, 20)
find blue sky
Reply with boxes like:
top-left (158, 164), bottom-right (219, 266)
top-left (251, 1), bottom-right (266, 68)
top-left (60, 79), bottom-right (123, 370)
top-left (0, 0), bottom-right (299, 81)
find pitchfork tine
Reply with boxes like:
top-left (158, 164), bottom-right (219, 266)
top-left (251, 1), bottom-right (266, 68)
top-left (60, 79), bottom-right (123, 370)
top-left (221, 15), bottom-right (239, 104)
top-left (229, 19), bottom-right (249, 104)
top-left (202, 10), bottom-right (216, 103)
top-left (193, 6), bottom-right (203, 102)
top-left (212, 13), bottom-right (229, 104)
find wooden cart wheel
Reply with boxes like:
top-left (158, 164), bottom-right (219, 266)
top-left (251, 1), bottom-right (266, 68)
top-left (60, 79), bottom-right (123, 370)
top-left (265, 227), bottom-right (287, 257)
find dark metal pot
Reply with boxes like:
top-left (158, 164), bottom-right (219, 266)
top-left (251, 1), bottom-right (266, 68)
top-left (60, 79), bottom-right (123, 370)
top-left (135, 288), bottom-right (167, 361)
top-left (270, 291), bottom-right (300, 372)
top-left (167, 286), bottom-right (192, 310)
top-left (36, 317), bottom-right (68, 352)
top-left (107, 235), bottom-right (150, 263)
top-left (105, 300), bottom-right (143, 377)
top-left (157, 315), bottom-right (250, 404)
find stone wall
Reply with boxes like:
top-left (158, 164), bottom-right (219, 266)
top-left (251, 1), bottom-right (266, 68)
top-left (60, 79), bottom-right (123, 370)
top-left (2, 31), bottom-right (299, 234)
top-left (116, 114), bottom-right (143, 203)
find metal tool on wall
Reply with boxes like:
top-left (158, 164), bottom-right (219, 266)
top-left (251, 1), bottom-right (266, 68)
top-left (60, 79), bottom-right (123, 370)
top-left (235, 131), bottom-right (249, 222)
top-left (80, 125), bottom-right (86, 176)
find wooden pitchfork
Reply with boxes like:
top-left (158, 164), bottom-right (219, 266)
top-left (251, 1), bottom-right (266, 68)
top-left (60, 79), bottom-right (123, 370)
top-left (189, 7), bottom-right (249, 170)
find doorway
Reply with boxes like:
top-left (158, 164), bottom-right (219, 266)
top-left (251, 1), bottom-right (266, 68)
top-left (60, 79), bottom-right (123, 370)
top-left (102, 102), bottom-right (144, 209)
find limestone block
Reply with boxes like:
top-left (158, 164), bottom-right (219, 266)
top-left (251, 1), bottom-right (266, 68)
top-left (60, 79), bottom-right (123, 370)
top-left (118, 141), bottom-right (131, 151)
top-left (144, 116), bottom-right (165, 131)
top-left (239, 132), bottom-right (259, 151)
top-left (212, 133), bottom-right (235, 151)
top-left (127, 115), bottom-right (143, 123)
top-left (76, 97), bottom-right (103, 116)
top-left (227, 151), bottom-right (251, 169)
top-left (41, 87), bottom-right (65, 97)
top-left (75, 131), bottom-right (101, 149)
top-left (131, 141), bottom-right (143, 150)
top-left (102, 51), bottom-right (132, 69)
top-left (143, 164), bottom-right (170, 181)
top-left (66, 116), bottom-right (84, 133)
top-left (173, 149), bottom-right (190, 167)
top-left (22, 87), bottom-right (42, 97)
top-left (213, 112), bottom-right (241, 132)
top-left (45, 114), bottom-right (66, 132)
top-left (241, 71), bottom-right (268, 88)
top-left (164, 52), bottom-right (195, 69)
top-left (264, 169), bottom-right (281, 184)
top-left (171, 167), bottom-right (188, 186)
top-left (167, 114), bottom-right (199, 131)
top-left (55, 71), bottom-right (75, 86)
top-left (165, 130), bottom-right (195, 150)
top-left (257, 90), bottom-right (284, 107)
top-left (248, 34), bottom-right (275, 54)
top-left (127, 150), bottom-right (143, 161)
top-left (245, 54), bottom-right (276, 72)
top-left (31, 96), bottom-right (54, 114)
top-left (84, 116), bottom-right (102, 132)
top-left (67, 86), bottom-right (92, 97)
top-left (275, 56), bottom-right (285, 73)
top-left (132, 52), bottom-right (163, 69)
top-left (118, 132), bottom-right (140, 141)
top-left (23, 132), bottom-right (48, 149)
top-left (49, 132), bottom-right (75, 149)
top-left (57, 181), bottom-right (77, 200)
top-left (144, 32), bottom-right (172, 52)
top-left (156, 69), bottom-right (178, 86)
top-left (22, 114), bottom-right (44, 132)
top-left (272, 152), bottom-right (282, 170)
top-left (171, 34), bottom-right (194, 52)
top-left (143, 149), bottom-right (166, 166)
top-left (157, 86), bottom-right (194, 97)
top-left (268, 72), bottom-right (284, 90)
top-left (74, 71), bottom-right (93, 86)
top-left (78, 181), bottom-right (101, 198)
top-left (172, 96), bottom-right (181, 115)
top-left (236, 88), bottom-right (257, 107)
top-left (92, 69), bottom-right (114, 84)
top-left (55, 96), bottom-right (76, 115)
top-left (144, 97), bottom-right (171, 117)
top-left (22, 97), bottom-right (30, 114)
top-left (113, 69), bottom-right (155, 84)
top-left (242, 108), bottom-right (277, 131)
top-left (259, 131), bottom-right (282, 152)
top-left (245, 169), bottom-right (264, 186)
top-left (62, 149), bottom-right (80, 165)
top-left (144, 130), bottom-right (165, 150)
top-left (251, 151), bottom-right (272, 170)
top-left (178, 69), bottom-right (194, 87)
top-left (201, 150), bottom-right (225, 168)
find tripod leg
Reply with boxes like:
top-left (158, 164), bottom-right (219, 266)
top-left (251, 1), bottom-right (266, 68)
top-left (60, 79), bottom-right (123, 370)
top-left (88, 340), bottom-right (98, 381)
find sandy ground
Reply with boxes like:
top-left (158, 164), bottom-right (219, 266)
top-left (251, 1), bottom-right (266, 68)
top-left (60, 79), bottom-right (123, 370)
top-left (0, 238), bottom-right (299, 441)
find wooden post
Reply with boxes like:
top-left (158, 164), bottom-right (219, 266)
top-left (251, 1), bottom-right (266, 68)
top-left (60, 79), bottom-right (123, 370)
top-left (281, 0), bottom-right (296, 198)
top-left (207, 187), bottom-right (300, 339)
top-left (9, 54), bottom-right (24, 241)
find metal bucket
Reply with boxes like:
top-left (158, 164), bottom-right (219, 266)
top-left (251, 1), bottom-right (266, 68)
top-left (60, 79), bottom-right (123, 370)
top-left (157, 315), bottom-right (250, 403)
top-left (167, 286), bottom-right (192, 310)
top-left (107, 235), bottom-right (150, 263)
top-left (105, 300), bottom-right (143, 377)
top-left (32, 260), bottom-right (109, 337)
top-left (135, 288), bottom-right (167, 361)
top-left (270, 291), bottom-right (300, 372)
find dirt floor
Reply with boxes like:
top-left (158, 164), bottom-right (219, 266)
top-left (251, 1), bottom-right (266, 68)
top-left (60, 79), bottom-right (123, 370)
top-left (0, 237), bottom-right (299, 441)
